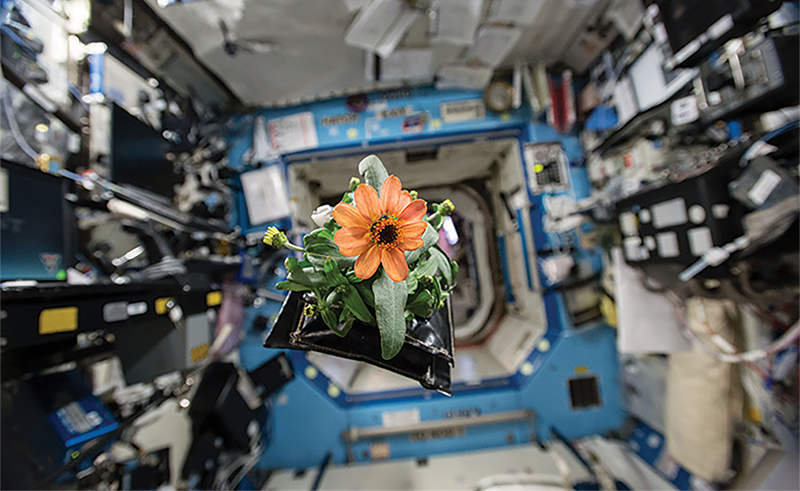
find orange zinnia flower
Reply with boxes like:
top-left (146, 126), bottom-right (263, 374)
top-left (333, 175), bottom-right (427, 282)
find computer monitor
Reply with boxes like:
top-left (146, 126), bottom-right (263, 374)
top-left (659, 0), bottom-right (780, 67)
top-left (0, 160), bottom-right (75, 280)
top-left (110, 103), bottom-right (177, 200)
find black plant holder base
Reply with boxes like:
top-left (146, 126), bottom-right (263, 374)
top-left (264, 291), bottom-right (455, 395)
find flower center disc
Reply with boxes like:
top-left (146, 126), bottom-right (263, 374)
top-left (371, 217), bottom-right (402, 249)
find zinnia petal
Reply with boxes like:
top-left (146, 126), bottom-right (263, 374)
top-left (339, 241), bottom-right (371, 257)
top-left (332, 203), bottom-right (370, 228)
top-left (399, 220), bottom-right (427, 238)
top-left (398, 236), bottom-right (424, 251)
top-left (380, 175), bottom-right (402, 216)
top-left (354, 245), bottom-right (382, 279)
top-left (382, 248), bottom-right (409, 282)
top-left (397, 199), bottom-right (427, 223)
top-left (398, 191), bottom-right (413, 209)
top-left (354, 184), bottom-right (381, 221)
top-left (334, 226), bottom-right (370, 254)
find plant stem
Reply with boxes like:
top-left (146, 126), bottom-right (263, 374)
top-left (285, 243), bottom-right (306, 253)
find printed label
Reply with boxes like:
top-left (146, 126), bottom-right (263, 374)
top-left (320, 113), bottom-right (359, 126)
top-left (688, 227), bottom-right (714, 256)
top-left (268, 112), bottom-right (319, 154)
top-left (440, 99), bottom-right (486, 123)
top-left (382, 409), bottom-right (420, 427)
top-left (652, 198), bottom-right (688, 229)
top-left (103, 302), bottom-right (129, 322)
top-left (671, 96), bottom-right (699, 125)
top-left (56, 402), bottom-right (94, 435)
top-left (374, 106), bottom-right (413, 120)
top-left (127, 302), bottom-right (148, 316)
top-left (747, 169), bottom-right (781, 206)
top-left (656, 232), bottom-right (680, 258)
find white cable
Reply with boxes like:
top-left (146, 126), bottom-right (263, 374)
top-left (2, 86), bottom-right (39, 160)
top-left (667, 290), bottom-right (800, 363)
top-left (547, 445), bottom-right (573, 490)
top-left (214, 441), bottom-right (263, 491)
top-left (561, 0), bottom-right (601, 7)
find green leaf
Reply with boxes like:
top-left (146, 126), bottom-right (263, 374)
top-left (319, 306), bottom-right (338, 331)
top-left (276, 280), bottom-right (312, 292)
top-left (413, 253), bottom-right (438, 277)
top-left (326, 290), bottom-right (342, 308)
top-left (429, 247), bottom-right (453, 286)
top-left (372, 269), bottom-right (408, 360)
top-left (358, 155), bottom-right (389, 194)
top-left (286, 267), bottom-right (327, 289)
top-left (406, 289), bottom-right (434, 317)
top-left (304, 235), bottom-right (355, 269)
top-left (285, 256), bottom-right (301, 272)
top-left (323, 258), bottom-right (347, 286)
top-left (354, 281), bottom-right (375, 307)
top-left (308, 227), bottom-right (335, 241)
top-left (430, 274), bottom-right (443, 310)
top-left (335, 310), bottom-right (355, 338)
top-left (323, 220), bottom-right (340, 233)
top-left (346, 271), bottom-right (365, 284)
top-left (405, 271), bottom-right (418, 294)
top-left (405, 223), bottom-right (439, 265)
top-left (342, 285), bottom-right (374, 324)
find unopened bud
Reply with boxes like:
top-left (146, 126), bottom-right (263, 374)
top-left (263, 227), bottom-right (288, 248)
top-left (303, 304), bottom-right (317, 318)
top-left (438, 199), bottom-right (455, 216)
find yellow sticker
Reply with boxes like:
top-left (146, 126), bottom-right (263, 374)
top-left (39, 307), bottom-right (78, 334)
top-left (600, 295), bottom-right (618, 328)
top-left (745, 405), bottom-right (762, 424)
top-left (500, 113), bottom-right (511, 120)
top-left (431, 118), bottom-right (442, 128)
top-left (191, 344), bottom-right (209, 362)
top-left (574, 365), bottom-right (589, 374)
top-left (155, 297), bottom-right (174, 315)
top-left (206, 291), bottom-right (222, 307)
top-left (534, 163), bottom-right (544, 173)
top-left (346, 128), bottom-right (359, 139)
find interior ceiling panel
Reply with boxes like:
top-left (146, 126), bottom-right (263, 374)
top-left (146, 0), bottom-right (608, 107)
top-left (292, 139), bottom-right (513, 197)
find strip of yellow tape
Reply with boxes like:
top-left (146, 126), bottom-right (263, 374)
top-left (39, 307), bottom-right (78, 334)
top-left (191, 343), bottom-right (209, 362)
top-left (206, 291), bottom-right (222, 307)
top-left (155, 297), bottom-right (174, 315)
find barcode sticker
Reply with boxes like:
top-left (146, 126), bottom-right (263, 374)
top-left (56, 402), bottom-right (93, 434)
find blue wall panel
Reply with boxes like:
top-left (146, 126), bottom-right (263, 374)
top-left (229, 85), bottom-right (624, 470)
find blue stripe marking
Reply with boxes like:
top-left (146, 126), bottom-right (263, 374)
top-left (516, 209), bottom-right (534, 290)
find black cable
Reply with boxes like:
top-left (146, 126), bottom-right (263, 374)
top-left (310, 452), bottom-right (332, 491)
